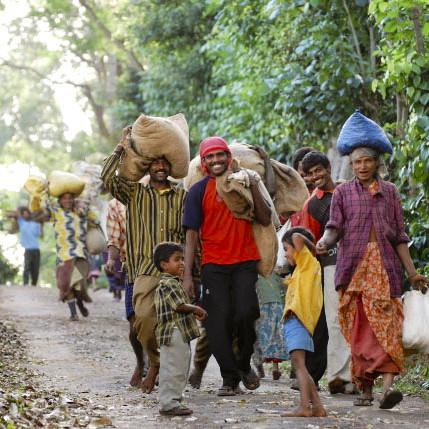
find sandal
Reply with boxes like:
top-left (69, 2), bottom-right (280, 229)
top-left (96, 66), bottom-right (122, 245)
top-left (379, 389), bottom-right (403, 409)
top-left (217, 385), bottom-right (236, 396)
top-left (353, 396), bottom-right (374, 406)
top-left (239, 368), bottom-right (260, 390)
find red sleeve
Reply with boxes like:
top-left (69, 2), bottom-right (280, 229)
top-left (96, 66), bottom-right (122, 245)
top-left (301, 199), bottom-right (322, 242)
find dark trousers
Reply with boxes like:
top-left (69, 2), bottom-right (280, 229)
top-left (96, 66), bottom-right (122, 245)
top-left (305, 305), bottom-right (328, 385)
top-left (201, 261), bottom-right (260, 387)
top-left (23, 249), bottom-right (40, 286)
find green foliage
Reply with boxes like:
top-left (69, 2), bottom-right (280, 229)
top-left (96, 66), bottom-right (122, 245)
top-left (0, 251), bottom-right (18, 284)
top-left (369, 0), bottom-right (429, 271)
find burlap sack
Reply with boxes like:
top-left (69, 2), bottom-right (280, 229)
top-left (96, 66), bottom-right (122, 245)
top-left (216, 168), bottom-right (278, 277)
top-left (118, 140), bottom-right (153, 182)
top-left (48, 171), bottom-right (86, 198)
top-left (130, 113), bottom-right (190, 178)
top-left (270, 160), bottom-right (308, 216)
top-left (253, 222), bottom-right (278, 277)
top-left (184, 144), bottom-right (308, 215)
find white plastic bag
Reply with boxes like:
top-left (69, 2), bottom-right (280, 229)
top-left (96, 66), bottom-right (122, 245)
top-left (402, 290), bottom-right (429, 354)
top-left (276, 221), bottom-right (289, 271)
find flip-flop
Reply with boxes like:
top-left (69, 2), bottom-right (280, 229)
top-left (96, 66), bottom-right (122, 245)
top-left (239, 368), bottom-right (260, 390)
top-left (353, 396), bottom-right (374, 406)
top-left (217, 385), bottom-right (236, 396)
top-left (379, 389), bottom-right (403, 409)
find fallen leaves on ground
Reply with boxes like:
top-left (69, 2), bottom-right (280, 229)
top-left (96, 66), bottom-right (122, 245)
top-left (0, 321), bottom-right (112, 429)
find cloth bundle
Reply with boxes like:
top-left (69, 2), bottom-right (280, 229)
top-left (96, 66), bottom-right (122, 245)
top-left (119, 113), bottom-right (190, 181)
top-left (216, 167), bottom-right (278, 277)
top-left (72, 161), bottom-right (103, 208)
top-left (23, 175), bottom-right (48, 212)
top-left (402, 289), bottom-right (429, 354)
top-left (184, 142), bottom-right (308, 217)
top-left (48, 171), bottom-right (86, 198)
top-left (336, 111), bottom-right (393, 156)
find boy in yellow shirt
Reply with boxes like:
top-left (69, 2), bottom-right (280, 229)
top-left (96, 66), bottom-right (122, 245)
top-left (282, 227), bottom-right (326, 417)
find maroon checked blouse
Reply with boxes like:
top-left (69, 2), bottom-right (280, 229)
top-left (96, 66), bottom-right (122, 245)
top-left (326, 177), bottom-right (409, 297)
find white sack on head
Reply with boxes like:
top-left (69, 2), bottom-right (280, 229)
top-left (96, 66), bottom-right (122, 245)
top-left (130, 113), bottom-right (190, 179)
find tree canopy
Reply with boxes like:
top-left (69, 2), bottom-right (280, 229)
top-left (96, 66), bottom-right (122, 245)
top-left (0, 0), bottom-right (428, 280)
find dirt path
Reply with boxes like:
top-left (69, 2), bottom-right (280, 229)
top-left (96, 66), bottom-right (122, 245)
top-left (1, 285), bottom-right (429, 429)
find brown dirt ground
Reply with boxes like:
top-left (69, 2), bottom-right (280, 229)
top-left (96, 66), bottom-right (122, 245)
top-left (1, 285), bottom-right (429, 429)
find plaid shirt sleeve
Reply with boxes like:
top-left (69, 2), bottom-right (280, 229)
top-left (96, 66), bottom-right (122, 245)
top-left (163, 281), bottom-right (187, 311)
top-left (326, 187), bottom-right (344, 238)
top-left (106, 200), bottom-right (124, 251)
top-left (155, 276), bottom-right (199, 346)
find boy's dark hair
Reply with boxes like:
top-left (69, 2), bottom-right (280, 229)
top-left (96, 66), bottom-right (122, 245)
top-left (292, 146), bottom-right (316, 171)
top-left (18, 206), bottom-right (30, 216)
top-left (153, 242), bottom-right (183, 272)
top-left (282, 226), bottom-right (315, 247)
top-left (301, 151), bottom-right (331, 174)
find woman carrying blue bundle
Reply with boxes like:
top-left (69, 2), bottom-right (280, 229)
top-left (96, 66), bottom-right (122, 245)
top-left (317, 111), bottom-right (428, 409)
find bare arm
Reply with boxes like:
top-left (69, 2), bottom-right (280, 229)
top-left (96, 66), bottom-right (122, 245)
top-left (316, 228), bottom-right (339, 255)
top-left (292, 233), bottom-right (316, 254)
top-left (396, 243), bottom-right (428, 289)
top-left (176, 303), bottom-right (208, 321)
top-left (183, 229), bottom-right (199, 299)
top-left (249, 178), bottom-right (271, 226)
top-left (105, 245), bottom-right (120, 276)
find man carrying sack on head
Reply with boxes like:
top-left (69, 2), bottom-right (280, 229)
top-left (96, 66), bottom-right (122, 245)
top-left (101, 125), bottom-right (187, 394)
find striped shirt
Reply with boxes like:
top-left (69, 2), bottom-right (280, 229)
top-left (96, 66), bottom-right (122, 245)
top-left (101, 152), bottom-right (186, 282)
top-left (154, 273), bottom-right (200, 346)
top-left (45, 201), bottom-right (98, 265)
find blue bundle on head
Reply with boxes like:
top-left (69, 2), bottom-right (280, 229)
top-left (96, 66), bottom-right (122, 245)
top-left (336, 110), bottom-right (393, 156)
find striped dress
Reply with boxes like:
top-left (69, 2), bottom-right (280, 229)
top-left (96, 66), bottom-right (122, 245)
top-left (101, 152), bottom-right (186, 282)
top-left (46, 203), bottom-right (98, 264)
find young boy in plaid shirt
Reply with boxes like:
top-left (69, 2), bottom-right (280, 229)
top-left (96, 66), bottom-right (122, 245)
top-left (153, 242), bottom-right (207, 416)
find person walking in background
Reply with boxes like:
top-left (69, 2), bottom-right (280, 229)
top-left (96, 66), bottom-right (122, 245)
top-left (43, 192), bottom-right (98, 320)
top-left (252, 273), bottom-right (289, 381)
top-left (15, 207), bottom-right (42, 286)
top-left (105, 197), bottom-right (147, 387)
top-left (153, 242), bottom-right (207, 416)
top-left (281, 227), bottom-right (326, 417)
top-left (301, 151), bottom-right (355, 395)
top-left (317, 142), bottom-right (428, 408)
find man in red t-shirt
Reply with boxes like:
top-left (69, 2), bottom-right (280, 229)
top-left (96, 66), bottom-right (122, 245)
top-left (183, 136), bottom-right (271, 396)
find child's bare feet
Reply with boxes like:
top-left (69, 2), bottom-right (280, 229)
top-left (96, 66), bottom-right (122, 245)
top-left (281, 406), bottom-right (312, 417)
top-left (312, 405), bottom-right (327, 417)
top-left (141, 365), bottom-right (159, 393)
